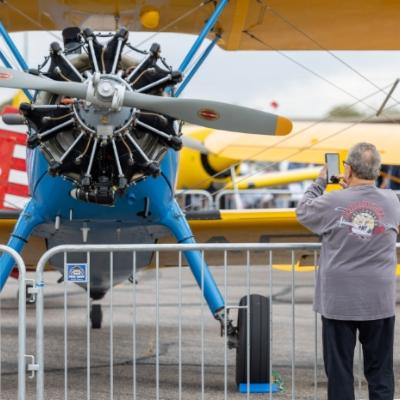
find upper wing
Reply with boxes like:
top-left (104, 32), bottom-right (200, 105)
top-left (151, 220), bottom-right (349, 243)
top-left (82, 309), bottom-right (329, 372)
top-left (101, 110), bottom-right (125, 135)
top-left (2, 1), bottom-right (400, 50)
top-left (204, 121), bottom-right (400, 165)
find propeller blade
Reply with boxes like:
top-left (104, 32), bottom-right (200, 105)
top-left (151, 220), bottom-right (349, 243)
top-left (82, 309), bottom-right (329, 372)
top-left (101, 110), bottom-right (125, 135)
top-left (181, 136), bottom-right (209, 154)
top-left (0, 67), bottom-right (293, 136)
top-left (123, 92), bottom-right (292, 135)
top-left (0, 67), bottom-right (87, 99)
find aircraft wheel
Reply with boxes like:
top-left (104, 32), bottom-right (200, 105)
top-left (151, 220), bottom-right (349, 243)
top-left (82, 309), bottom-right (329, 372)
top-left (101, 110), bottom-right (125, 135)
top-left (90, 304), bottom-right (102, 329)
top-left (235, 294), bottom-right (270, 386)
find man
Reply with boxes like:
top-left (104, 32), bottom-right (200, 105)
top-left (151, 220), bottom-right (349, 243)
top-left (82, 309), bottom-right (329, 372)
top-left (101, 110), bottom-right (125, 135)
top-left (296, 142), bottom-right (400, 399)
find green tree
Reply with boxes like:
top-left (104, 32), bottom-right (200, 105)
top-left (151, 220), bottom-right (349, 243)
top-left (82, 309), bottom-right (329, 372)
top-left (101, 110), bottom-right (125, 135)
top-left (326, 104), bottom-right (365, 118)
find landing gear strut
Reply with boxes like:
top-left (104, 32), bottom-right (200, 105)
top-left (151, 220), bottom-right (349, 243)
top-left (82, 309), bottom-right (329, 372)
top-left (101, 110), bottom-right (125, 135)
top-left (90, 303), bottom-right (102, 329)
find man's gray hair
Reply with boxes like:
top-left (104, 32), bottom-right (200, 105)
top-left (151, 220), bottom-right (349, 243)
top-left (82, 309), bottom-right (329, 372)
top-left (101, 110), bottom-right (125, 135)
top-left (346, 142), bottom-right (381, 180)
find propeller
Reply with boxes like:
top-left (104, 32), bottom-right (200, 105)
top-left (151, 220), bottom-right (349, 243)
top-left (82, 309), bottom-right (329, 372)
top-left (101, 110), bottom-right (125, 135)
top-left (0, 67), bottom-right (292, 135)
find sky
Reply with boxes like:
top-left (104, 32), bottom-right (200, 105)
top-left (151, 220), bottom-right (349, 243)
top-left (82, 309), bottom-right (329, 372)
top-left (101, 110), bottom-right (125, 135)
top-left (2, 31), bottom-right (400, 120)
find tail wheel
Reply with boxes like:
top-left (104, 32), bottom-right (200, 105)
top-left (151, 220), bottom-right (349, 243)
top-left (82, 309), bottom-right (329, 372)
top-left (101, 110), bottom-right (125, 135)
top-left (235, 294), bottom-right (270, 386)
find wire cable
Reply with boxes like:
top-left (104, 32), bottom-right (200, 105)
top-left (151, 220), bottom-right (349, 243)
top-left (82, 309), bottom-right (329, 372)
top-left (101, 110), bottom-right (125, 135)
top-left (262, 3), bottom-right (400, 105)
top-left (243, 30), bottom-right (400, 120)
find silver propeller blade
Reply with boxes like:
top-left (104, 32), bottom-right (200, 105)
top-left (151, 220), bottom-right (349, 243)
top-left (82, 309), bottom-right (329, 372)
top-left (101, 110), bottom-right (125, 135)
top-left (0, 67), bottom-right (292, 135)
top-left (0, 67), bottom-right (86, 98)
top-left (124, 91), bottom-right (292, 135)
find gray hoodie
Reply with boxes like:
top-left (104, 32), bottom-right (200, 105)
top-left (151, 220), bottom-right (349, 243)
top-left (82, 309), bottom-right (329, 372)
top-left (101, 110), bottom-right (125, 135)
top-left (296, 178), bottom-right (400, 320)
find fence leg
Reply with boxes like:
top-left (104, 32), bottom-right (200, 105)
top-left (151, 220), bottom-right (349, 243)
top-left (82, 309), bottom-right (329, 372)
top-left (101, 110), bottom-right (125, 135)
top-left (0, 200), bottom-right (44, 290)
top-left (161, 200), bottom-right (225, 315)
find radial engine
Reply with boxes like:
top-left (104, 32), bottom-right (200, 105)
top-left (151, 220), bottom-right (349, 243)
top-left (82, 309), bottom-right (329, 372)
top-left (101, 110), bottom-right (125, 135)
top-left (20, 27), bottom-right (183, 205)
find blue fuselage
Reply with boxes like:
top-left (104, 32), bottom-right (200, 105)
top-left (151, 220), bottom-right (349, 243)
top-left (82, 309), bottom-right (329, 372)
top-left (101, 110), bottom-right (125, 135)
top-left (28, 147), bottom-right (179, 224)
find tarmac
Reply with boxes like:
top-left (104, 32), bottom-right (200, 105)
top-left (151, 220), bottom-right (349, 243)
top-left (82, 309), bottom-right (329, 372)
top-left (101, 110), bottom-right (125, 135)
top-left (1, 264), bottom-right (400, 399)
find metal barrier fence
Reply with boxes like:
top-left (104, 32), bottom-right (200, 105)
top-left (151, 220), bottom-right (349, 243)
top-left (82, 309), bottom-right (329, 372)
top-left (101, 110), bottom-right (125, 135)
top-left (175, 190), bottom-right (214, 210)
top-left (215, 189), bottom-right (294, 209)
top-left (29, 242), bottom-right (388, 399)
top-left (176, 189), bottom-right (400, 211)
top-left (0, 245), bottom-right (28, 400)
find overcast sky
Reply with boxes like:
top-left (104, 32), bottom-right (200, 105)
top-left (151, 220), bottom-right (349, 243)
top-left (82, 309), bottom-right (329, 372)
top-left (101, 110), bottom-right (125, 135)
top-left (2, 31), bottom-right (400, 119)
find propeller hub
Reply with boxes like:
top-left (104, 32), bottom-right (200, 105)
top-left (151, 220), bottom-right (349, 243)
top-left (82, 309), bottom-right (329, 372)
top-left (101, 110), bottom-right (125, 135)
top-left (86, 74), bottom-right (127, 112)
top-left (97, 80), bottom-right (114, 98)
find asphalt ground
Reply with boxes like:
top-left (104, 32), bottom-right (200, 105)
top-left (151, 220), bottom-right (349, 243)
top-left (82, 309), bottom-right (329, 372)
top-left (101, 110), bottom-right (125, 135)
top-left (1, 265), bottom-right (400, 399)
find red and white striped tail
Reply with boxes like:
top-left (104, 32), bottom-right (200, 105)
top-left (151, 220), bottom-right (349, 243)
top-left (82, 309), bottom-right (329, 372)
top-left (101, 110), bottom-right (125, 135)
top-left (0, 106), bottom-right (29, 210)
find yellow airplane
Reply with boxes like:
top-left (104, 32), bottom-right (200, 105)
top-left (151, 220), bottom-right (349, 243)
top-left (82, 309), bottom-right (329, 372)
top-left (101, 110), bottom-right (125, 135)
top-left (177, 125), bottom-right (320, 190)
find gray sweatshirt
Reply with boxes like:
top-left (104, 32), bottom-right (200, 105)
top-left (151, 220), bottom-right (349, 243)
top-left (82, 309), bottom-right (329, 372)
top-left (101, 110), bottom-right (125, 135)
top-left (296, 178), bottom-right (400, 320)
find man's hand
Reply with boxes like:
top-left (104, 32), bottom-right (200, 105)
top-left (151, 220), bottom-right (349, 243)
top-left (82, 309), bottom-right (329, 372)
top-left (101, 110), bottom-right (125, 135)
top-left (318, 165), bottom-right (327, 180)
top-left (319, 165), bottom-right (348, 188)
top-left (338, 175), bottom-right (348, 189)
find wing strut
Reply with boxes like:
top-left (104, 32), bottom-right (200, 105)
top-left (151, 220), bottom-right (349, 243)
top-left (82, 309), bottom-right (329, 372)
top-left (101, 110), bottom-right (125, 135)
top-left (174, 0), bottom-right (229, 97)
top-left (0, 21), bottom-right (32, 100)
top-left (176, 33), bottom-right (220, 97)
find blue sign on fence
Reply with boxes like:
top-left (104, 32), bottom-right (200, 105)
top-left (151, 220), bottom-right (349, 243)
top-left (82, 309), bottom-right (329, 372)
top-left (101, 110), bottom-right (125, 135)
top-left (66, 263), bottom-right (88, 283)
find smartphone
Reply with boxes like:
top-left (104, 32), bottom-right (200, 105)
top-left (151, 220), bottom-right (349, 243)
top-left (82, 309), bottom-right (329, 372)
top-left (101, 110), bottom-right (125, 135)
top-left (325, 153), bottom-right (340, 183)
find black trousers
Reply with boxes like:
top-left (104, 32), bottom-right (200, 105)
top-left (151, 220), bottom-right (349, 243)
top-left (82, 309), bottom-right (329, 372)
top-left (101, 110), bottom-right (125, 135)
top-left (322, 316), bottom-right (395, 400)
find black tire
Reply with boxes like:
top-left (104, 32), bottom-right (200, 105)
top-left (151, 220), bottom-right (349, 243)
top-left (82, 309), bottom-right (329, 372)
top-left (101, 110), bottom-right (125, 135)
top-left (235, 294), bottom-right (270, 386)
top-left (90, 304), bottom-right (102, 329)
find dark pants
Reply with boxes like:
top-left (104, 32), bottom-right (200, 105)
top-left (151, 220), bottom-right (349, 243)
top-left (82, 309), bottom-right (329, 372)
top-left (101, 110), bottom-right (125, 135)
top-left (322, 316), bottom-right (395, 400)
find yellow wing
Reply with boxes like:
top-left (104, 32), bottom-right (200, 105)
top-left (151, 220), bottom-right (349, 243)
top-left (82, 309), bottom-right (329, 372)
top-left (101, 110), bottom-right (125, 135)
top-left (2, 1), bottom-right (400, 50)
top-left (205, 121), bottom-right (400, 165)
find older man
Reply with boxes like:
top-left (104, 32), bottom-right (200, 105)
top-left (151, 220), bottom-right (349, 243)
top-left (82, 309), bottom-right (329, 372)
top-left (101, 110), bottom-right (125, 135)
top-left (296, 143), bottom-right (400, 400)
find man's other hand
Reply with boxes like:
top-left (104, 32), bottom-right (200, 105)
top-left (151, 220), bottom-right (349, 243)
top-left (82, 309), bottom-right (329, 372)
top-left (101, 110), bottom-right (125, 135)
top-left (319, 165), bottom-right (327, 180)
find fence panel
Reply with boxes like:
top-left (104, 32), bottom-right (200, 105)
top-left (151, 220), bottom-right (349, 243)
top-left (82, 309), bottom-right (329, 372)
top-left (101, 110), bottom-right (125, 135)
top-left (32, 242), bottom-right (397, 399)
top-left (0, 245), bottom-right (28, 400)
